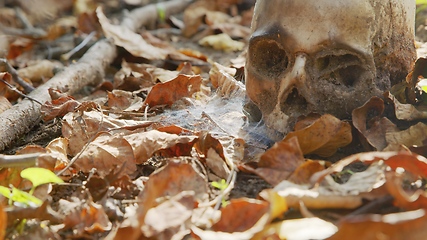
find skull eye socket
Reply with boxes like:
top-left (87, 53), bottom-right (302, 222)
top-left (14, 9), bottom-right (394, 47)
top-left (315, 53), bottom-right (364, 87)
top-left (248, 39), bottom-right (289, 79)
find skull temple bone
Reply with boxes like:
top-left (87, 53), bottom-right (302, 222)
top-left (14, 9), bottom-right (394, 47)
top-left (245, 0), bottom-right (416, 136)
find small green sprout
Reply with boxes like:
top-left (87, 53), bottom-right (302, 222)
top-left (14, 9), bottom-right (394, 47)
top-left (0, 168), bottom-right (63, 207)
top-left (0, 186), bottom-right (42, 207)
top-left (211, 179), bottom-right (229, 207)
top-left (20, 167), bottom-right (63, 195)
top-left (157, 4), bottom-right (166, 23)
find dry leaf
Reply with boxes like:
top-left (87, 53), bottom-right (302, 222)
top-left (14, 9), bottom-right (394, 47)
top-left (213, 22), bottom-right (251, 39)
top-left (310, 151), bottom-right (427, 210)
top-left (352, 97), bottom-right (398, 150)
top-left (247, 136), bottom-right (305, 186)
top-left (252, 217), bottom-right (337, 240)
top-left (114, 61), bottom-right (179, 89)
top-left (17, 0), bottom-right (73, 24)
top-left (113, 160), bottom-right (208, 239)
top-left (0, 204), bottom-right (6, 240)
top-left (75, 131), bottom-right (136, 177)
top-left (284, 114), bottom-right (352, 157)
top-left (199, 33), bottom-right (245, 52)
top-left (386, 91), bottom-right (427, 121)
top-left (62, 110), bottom-right (152, 156)
top-left (107, 90), bottom-right (144, 112)
top-left (209, 62), bottom-right (244, 97)
top-left (274, 180), bottom-right (364, 209)
top-left (144, 74), bottom-right (202, 108)
top-left (329, 209), bottom-right (427, 240)
top-left (182, 0), bottom-right (214, 37)
top-left (385, 122), bottom-right (427, 151)
top-left (17, 60), bottom-right (63, 83)
top-left (37, 137), bottom-right (69, 171)
top-left (45, 16), bottom-right (77, 40)
top-left (212, 198), bottom-right (269, 232)
top-left (142, 191), bottom-right (195, 239)
top-left (97, 7), bottom-right (168, 60)
top-left (61, 198), bottom-right (112, 235)
top-left (192, 197), bottom-right (276, 240)
top-left (41, 95), bottom-right (80, 122)
top-left (0, 96), bottom-right (12, 114)
top-left (287, 160), bottom-right (326, 184)
top-left (0, 72), bottom-right (20, 102)
top-left (124, 129), bottom-right (198, 164)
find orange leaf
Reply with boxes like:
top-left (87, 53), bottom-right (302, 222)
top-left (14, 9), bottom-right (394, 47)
top-left (0, 204), bottom-right (5, 240)
top-left (352, 97), bottom-right (398, 150)
top-left (212, 198), bottom-right (269, 232)
top-left (245, 136), bottom-right (305, 186)
top-left (144, 74), bottom-right (202, 107)
top-left (329, 209), bottom-right (427, 240)
top-left (284, 114), bottom-right (352, 157)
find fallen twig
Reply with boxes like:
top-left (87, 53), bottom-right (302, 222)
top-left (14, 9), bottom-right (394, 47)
top-left (61, 31), bottom-right (96, 61)
top-left (0, 153), bottom-right (40, 168)
top-left (0, 58), bottom-right (35, 93)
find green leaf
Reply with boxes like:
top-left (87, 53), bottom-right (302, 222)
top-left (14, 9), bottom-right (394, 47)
top-left (417, 0), bottom-right (427, 4)
top-left (20, 167), bottom-right (63, 188)
top-left (11, 187), bottom-right (42, 207)
top-left (0, 186), bottom-right (11, 199)
top-left (211, 179), bottom-right (228, 191)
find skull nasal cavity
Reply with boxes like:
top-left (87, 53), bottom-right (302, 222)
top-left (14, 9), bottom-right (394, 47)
top-left (249, 39), bottom-right (288, 79)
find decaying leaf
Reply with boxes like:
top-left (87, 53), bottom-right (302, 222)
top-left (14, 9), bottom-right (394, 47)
top-left (113, 160), bottom-right (208, 239)
top-left (0, 96), bottom-right (12, 114)
top-left (192, 198), bottom-right (271, 240)
top-left (384, 122), bottom-right (427, 151)
top-left (330, 209), bottom-right (427, 240)
top-left (199, 33), bottom-right (245, 52)
top-left (245, 136), bottom-right (306, 186)
top-left (142, 191), bottom-right (195, 239)
top-left (62, 110), bottom-right (152, 155)
top-left (287, 160), bottom-right (326, 185)
top-left (273, 163), bottom-right (386, 210)
top-left (74, 131), bottom-right (136, 177)
top-left (114, 60), bottom-right (179, 90)
top-left (352, 97), bottom-right (399, 150)
top-left (144, 74), bottom-right (202, 108)
top-left (124, 129), bottom-right (198, 164)
top-left (60, 197), bottom-right (112, 236)
top-left (17, 60), bottom-right (63, 84)
top-left (106, 90), bottom-right (144, 112)
top-left (0, 204), bottom-right (6, 240)
top-left (38, 137), bottom-right (69, 171)
top-left (386, 91), bottom-right (427, 121)
top-left (209, 62), bottom-right (245, 97)
top-left (41, 94), bottom-right (80, 122)
top-left (252, 217), bottom-right (337, 240)
top-left (284, 114), bottom-right (352, 157)
top-left (97, 7), bottom-right (168, 60)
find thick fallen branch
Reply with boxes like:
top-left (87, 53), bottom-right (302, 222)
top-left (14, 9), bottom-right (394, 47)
top-left (0, 0), bottom-right (192, 152)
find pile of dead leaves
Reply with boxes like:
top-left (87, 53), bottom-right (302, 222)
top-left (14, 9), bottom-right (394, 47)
top-left (2, 0), bottom-right (427, 239)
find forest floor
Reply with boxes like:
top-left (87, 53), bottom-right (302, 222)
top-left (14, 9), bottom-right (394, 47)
top-left (1, 0), bottom-right (427, 239)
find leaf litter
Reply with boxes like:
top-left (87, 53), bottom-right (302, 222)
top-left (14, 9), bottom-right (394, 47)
top-left (2, 0), bottom-right (427, 239)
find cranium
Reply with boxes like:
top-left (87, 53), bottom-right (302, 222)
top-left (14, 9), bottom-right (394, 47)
top-left (245, 0), bottom-right (416, 136)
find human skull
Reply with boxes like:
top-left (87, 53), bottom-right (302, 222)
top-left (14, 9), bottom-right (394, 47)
top-left (245, 0), bottom-right (416, 136)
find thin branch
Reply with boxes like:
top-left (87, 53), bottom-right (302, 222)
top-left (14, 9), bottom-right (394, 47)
top-left (0, 153), bottom-right (40, 168)
top-left (0, 58), bottom-right (35, 93)
top-left (0, 78), bottom-right (42, 105)
top-left (61, 31), bottom-right (97, 61)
